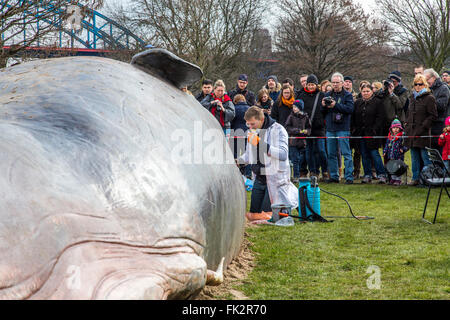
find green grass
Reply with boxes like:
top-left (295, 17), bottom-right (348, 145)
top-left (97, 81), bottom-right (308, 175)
top-left (238, 183), bottom-right (450, 300)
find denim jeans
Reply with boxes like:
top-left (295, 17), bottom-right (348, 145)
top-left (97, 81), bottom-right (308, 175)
top-left (306, 139), bottom-right (328, 175)
top-left (326, 131), bottom-right (353, 181)
top-left (250, 178), bottom-right (272, 213)
top-left (359, 140), bottom-right (386, 178)
top-left (289, 146), bottom-right (306, 178)
top-left (410, 147), bottom-right (431, 180)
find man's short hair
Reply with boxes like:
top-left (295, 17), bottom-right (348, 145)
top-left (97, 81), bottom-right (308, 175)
top-left (244, 106), bottom-right (264, 121)
top-left (331, 72), bottom-right (344, 82)
top-left (233, 94), bottom-right (246, 104)
top-left (282, 78), bottom-right (294, 86)
top-left (202, 79), bottom-right (213, 86)
top-left (424, 68), bottom-right (440, 79)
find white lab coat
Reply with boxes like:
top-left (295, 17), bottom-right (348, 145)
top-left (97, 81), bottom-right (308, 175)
top-left (240, 121), bottom-right (298, 209)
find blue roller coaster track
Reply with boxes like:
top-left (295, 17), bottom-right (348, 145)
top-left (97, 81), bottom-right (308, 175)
top-left (1, 0), bottom-right (146, 50)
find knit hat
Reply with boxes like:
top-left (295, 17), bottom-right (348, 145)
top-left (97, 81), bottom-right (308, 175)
top-left (267, 75), bottom-right (278, 83)
top-left (306, 74), bottom-right (319, 85)
top-left (238, 74), bottom-right (248, 82)
top-left (390, 119), bottom-right (403, 130)
top-left (344, 76), bottom-right (353, 83)
top-left (389, 71), bottom-right (402, 82)
top-left (445, 116), bottom-right (450, 127)
top-left (293, 99), bottom-right (304, 110)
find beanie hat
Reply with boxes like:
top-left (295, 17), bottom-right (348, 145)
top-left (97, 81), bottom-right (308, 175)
top-left (445, 116), bottom-right (450, 127)
top-left (306, 74), bottom-right (319, 85)
top-left (344, 76), bottom-right (353, 83)
top-left (267, 75), bottom-right (278, 83)
top-left (238, 74), bottom-right (248, 82)
top-left (390, 119), bottom-right (403, 130)
top-left (293, 99), bottom-right (304, 110)
top-left (389, 71), bottom-right (402, 82)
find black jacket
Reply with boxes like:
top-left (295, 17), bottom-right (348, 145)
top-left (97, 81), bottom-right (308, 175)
top-left (228, 86), bottom-right (256, 106)
top-left (271, 101), bottom-right (293, 128)
top-left (285, 111), bottom-right (311, 148)
top-left (351, 95), bottom-right (385, 150)
top-left (297, 88), bottom-right (326, 136)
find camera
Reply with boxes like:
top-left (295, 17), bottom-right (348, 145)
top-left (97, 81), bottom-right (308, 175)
top-left (383, 79), bottom-right (393, 89)
top-left (323, 96), bottom-right (334, 107)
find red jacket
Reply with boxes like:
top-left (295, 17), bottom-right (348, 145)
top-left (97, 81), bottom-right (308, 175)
top-left (438, 132), bottom-right (450, 161)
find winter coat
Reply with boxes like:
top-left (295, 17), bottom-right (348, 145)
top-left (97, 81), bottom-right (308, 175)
top-left (383, 131), bottom-right (408, 161)
top-left (285, 111), bottom-right (311, 148)
top-left (271, 100), bottom-right (294, 128)
top-left (351, 95), bottom-right (385, 150)
top-left (200, 93), bottom-right (235, 129)
top-left (393, 84), bottom-right (410, 122)
top-left (239, 114), bottom-right (298, 209)
top-left (404, 91), bottom-right (438, 149)
top-left (228, 86), bottom-right (256, 106)
top-left (230, 101), bottom-right (250, 132)
top-left (438, 131), bottom-right (450, 161)
top-left (256, 99), bottom-right (273, 114)
top-left (297, 88), bottom-right (326, 136)
top-left (430, 78), bottom-right (450, 130)
top-left (377, 89), bottom-right (403, 131)
top-left (323, 89), bottom-right (354, 132)
top-left (195, 91), bottom-right (209, 103)
top-left (262, 83), bottom-right (282, 102)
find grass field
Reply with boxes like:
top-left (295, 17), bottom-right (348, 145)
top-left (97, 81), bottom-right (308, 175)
top-left (237, 181), bottom-right (450, 300)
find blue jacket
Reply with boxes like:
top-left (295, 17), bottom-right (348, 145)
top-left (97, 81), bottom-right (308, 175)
top-left (230, 102), bottom-right (250, 132)
top-left (323, 89), bottom-right (354, 132)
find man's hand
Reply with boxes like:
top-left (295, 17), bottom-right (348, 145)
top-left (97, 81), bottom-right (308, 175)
top-left (440, 134), bottom-right (445, 139)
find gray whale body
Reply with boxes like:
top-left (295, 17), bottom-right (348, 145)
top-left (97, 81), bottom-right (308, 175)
top-left (0, 51), bottom-right (246, 299)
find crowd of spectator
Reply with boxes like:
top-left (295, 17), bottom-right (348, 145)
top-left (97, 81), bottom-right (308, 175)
top-left (192, 67), bottom-right (450, 186)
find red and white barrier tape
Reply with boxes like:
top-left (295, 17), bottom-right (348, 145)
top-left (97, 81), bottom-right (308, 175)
top-left (230, 135), bottom-right (440, 140)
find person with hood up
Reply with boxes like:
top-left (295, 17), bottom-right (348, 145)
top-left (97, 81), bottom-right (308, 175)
top-left (263, 75), bottom-right (282, 102)
top-left (238, 106), bottom-right (298, 221)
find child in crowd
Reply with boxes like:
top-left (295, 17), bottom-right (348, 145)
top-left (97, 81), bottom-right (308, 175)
top-left (438, 116), bottom-right (450, 172)
top-left (383, 119), bottom-right (409, 185)
top-left (285, 100), bottom-right (311, 183)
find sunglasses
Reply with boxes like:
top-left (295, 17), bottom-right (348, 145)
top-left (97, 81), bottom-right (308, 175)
top-left (414, 83), bottom-right (425, 86)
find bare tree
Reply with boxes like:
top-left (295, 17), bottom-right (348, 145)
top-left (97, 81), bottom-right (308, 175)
top-left (0, 0), bottom-right (104, 67)
top-left (274, 0), bottom-right (390, 81)
top-left (377, 0), bottom-right (449, 72)
top-left (106, 0), bottom-right (268, 89)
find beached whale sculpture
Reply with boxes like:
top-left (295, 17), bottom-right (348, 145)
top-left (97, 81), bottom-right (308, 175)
top-left (0, 49), bottom-right (246, 299)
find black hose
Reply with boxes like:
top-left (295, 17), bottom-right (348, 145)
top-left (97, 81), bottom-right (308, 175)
top-left (320, 188), bottom-right (375, 221)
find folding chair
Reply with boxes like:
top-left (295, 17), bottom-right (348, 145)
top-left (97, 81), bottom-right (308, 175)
top-left (422, 148), bottom-right (450, 224)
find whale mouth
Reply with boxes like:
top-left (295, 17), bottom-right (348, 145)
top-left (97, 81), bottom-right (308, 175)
top-left (0, 239), bottom-right (207, 300)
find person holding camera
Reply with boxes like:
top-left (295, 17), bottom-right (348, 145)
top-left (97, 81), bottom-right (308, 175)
top-left (376, 78), bottom-right (403, 145)
top-left (322, 72), bottom-right (355, 184)
top-left (200, 79), bottom-right (235, 135)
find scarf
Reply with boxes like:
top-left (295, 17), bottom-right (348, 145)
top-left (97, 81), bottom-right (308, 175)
top-left (210, 94), bottom-right (232, 127)
top-left (282, 96), bottom-right (295, 108)
top-left (413, 88), bottom-right (428, 99)
top-left (304, 87), bottom-right (316, 94)
top-left (388, 130), bottom-right (403, 144)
